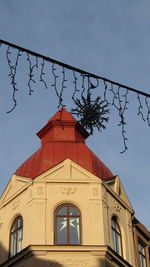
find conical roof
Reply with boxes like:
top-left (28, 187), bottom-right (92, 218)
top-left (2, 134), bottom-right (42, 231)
top-left (15, 108), bottom-right (113, 179)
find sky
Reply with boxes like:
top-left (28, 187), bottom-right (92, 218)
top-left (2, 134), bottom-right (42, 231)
top-left (0, 0), bottom-right (150, 229)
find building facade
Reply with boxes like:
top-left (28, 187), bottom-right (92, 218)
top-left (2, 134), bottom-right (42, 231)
top-left (0, 108), bottom-right (149, 266)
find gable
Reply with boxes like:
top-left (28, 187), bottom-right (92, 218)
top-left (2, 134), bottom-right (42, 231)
top-left (104, 176), bottom-right (132, 209)
top-left (36, 159), bottom-right (101, 183)
top-left (0, 175), bottom-right (32, 205)
top-left (0, 159), bottom-right (101, 206)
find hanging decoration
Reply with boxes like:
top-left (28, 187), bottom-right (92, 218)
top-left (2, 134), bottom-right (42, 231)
top-left (71, 94), bottom-right (109, 135)
top-left (0, 39), bottom-right (150, 153)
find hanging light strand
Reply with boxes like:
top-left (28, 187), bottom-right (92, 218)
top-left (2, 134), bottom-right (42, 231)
top-left (72, 71), bottom-right (79, 100)
top-left (81, 73), bottom-right (86, 98)
top-left (59, 66), bottom-right (67, 108)
top-left (26, 53), bottom-right (38, 95)
top-left (145, 96), bottom-right (150, 126)
top-left (137, 93), bottom-right (145, 122)
top-left (51, 63), bottom-right (60, 107)
top-left (0, 39), bottom-right (149, 97)
top-left (0, 39), bottom-right (150, 152)
top-left (39, 58), bottom-right (47, 89)
top-left (6, 46), bottom-right (22, 113)
top-left (117, 87), bottom-right (129, 153)
top-left (110, 84), bottom-right (129, 152)
top-left (103, 80), bottom-right (110, 105)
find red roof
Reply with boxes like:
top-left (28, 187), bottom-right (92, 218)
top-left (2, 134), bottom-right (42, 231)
top-left (15, 108), bottom-right (113, 179)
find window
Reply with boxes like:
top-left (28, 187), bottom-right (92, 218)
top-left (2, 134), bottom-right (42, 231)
top-left (111, 217), bottom-right (122, 256)
top-left (55, 204), bottom-right (81, 245)
top-left (138, 241), bottom-right (147, 267)
top-left (10, 216), bottom-right (23, 257)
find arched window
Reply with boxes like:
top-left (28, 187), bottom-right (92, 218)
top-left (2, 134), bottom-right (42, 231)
top-left (10, 216), bottom-right (23, 257)
top-left (111, 217), bottom-right (122, 256)
top-left (55, 204), bottom-right (81, 245)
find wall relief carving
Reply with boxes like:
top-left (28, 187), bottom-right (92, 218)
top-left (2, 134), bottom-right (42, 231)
top-left (61, 258), bottom-right (90, 266)
top-left (60, 187), bottom-right (77, 195)
top-left (37, 186), bottom-right (44, 195)
top-left (113, 200), bottom-right (121, 212)
top-left (12, 199), bottom-right (20, 210)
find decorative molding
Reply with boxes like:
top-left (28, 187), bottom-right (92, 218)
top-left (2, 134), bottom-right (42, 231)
top-left (27, 198), bottom-right (46, 207)
top-left (12, 199), bottom-right (20, 210)
top-left (61, 258), bottom-right (90, 266)
top-left (101, 189), bottom-right (108, 208)
top-left (60, 187), bottom-right (77, 195)
top-left (102, 200), bottom-right (109, 209)
top-left (113, 200), bottom-right (121, 212)
top-left (36, 202), bottom-right (44, 218)
top-left (103, 192), bottom-right (107, 201)
top-left (127, 216), bottom-right (133, 232)
top-left (37, 186), bottom-right (44, 195)
top-left (29, 188), bottom-right (33, 198)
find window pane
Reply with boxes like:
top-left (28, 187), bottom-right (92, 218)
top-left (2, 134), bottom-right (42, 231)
top-left (17, 228), bottom-right (23, 252)
top-left (56, 217), bottom-right (67, 244)
top-left (139, 242), bottom-right (146, 267)
top-left (111, 219), bottom-right (116, 229)
top-left (69, 207), bottom-right (79, 216)
top-left (10, 217), bottom-right (23, 257)
top-left (10, 232), bottom-right (17, 257)
top-left (11, 221), bottom-right (17, 233)
top-left (111, 218), bottom-right (122, 256)
top-left (112, 229), bottom-right (116, 250)
top-left (69, 218), bottom-right (80, 244)
top-left (18, 217), bottom-right (23, 228)
top-left (139, 254), bottom-right (146, 267)
top-left (116, 233), bottom-right (121, 255)
top-left (55, 205), bottom-right (81, 245)
top-left (57, 207), bottom-right (67, 216)
top-left (140, 244), bottom-right (145, 256)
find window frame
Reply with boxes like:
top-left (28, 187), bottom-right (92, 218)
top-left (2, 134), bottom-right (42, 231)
top-left (9, 215), bottom-right (23, 258)
top-left (54, 204), bottom-right (81, 245)
top-left (111, 216), bottom-right (123, 256)
top-left (138, 240), bottom-right (147, 267)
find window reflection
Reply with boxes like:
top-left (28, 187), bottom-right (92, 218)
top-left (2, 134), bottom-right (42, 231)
top-left (55, 204), bottom-right (81, 245)
top-left (10, 216), bottom-right (23, 257)
top-left (111, 217), bottom-right (122, 256)
top-left (138, 241), bottom-right (147, 267)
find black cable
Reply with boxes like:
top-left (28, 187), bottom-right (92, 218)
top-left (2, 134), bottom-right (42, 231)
top-left (0, 39), bottom-right (150, 98)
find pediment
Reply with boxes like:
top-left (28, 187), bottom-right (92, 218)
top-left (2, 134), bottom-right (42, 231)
top-left (36, 159), bottom-right (101, 183)
top-left (118, 181), bottom-right (132, 208)
top-left (0, 175), bottom-right (31, 204)
top-left (105, 176), bottom-right (132, 209)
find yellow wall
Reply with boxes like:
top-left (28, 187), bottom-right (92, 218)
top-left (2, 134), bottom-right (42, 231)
top-left (0, 159), bottom-right (136, 266)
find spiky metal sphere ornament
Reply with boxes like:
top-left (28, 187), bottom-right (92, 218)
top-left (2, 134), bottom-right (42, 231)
top-left (71, 93), bottom-right (110, 135)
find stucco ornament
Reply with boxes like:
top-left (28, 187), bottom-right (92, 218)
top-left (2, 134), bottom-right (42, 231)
top-left (113, 200), bottom-right (121, 212)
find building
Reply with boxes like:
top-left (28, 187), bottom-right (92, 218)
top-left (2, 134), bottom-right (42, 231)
top-left (0, 108), bottom-right (149, 266)
top-left (132, 217), bottom-right (150, 267)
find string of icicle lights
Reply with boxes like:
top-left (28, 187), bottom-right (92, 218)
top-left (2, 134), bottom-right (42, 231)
top-left (0, 39), bottom-right (150, 153)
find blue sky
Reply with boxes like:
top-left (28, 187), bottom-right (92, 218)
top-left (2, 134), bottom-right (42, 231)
top-left (0, 0), bottom-right (150, 229)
